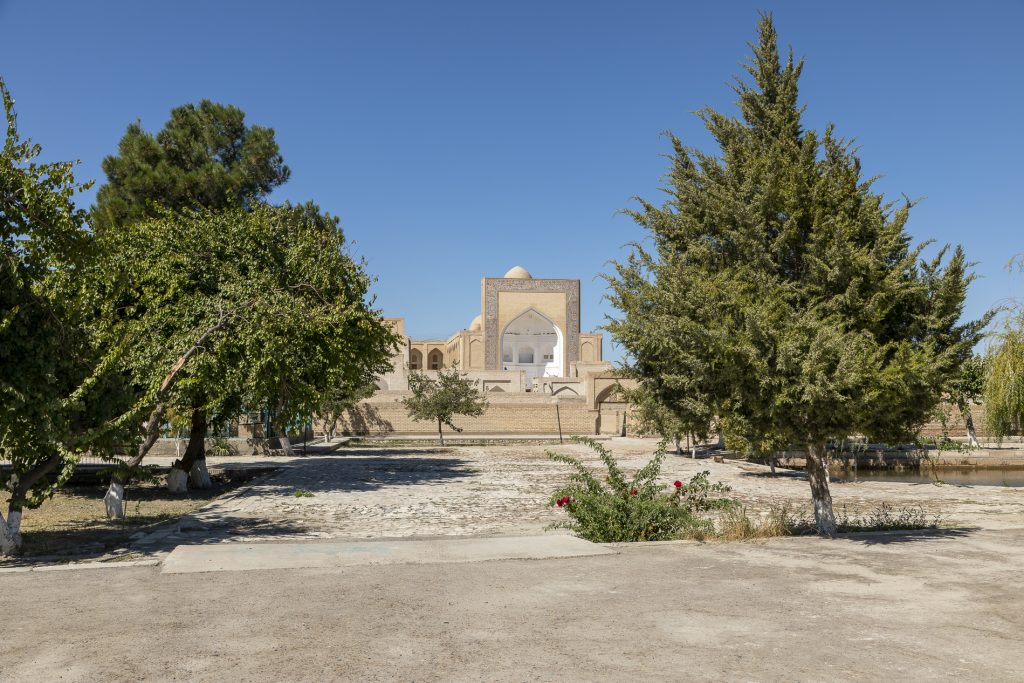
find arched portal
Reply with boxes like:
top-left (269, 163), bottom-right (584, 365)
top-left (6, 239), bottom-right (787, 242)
top-left (501, 309), bottom-right (563, 383)
top-left (409, 348), bottom-right (423, 370)
top-left (427, 349), bottom-right (444, 370)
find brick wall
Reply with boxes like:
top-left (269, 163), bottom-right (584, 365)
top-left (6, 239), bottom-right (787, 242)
top-left (328, 392), bottom-right (600, 436)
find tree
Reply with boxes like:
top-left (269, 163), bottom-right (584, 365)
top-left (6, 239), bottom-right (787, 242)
top-left (983, 322), bottom-right (1024, 441)
top-left (624, 384), bottom-right (711, 457)
top-left (942, 353), bottom-right (985, 447)
top-left (96, 202), bottom-right (399, 508)
top-left (90, 100), bottom-right (289, 230)
top-left (403, 366), bottom-right (488, 445)
top-left (605, 15), bottom-right (987, 536)
top-left (1, 80), bottom-right (137, 553)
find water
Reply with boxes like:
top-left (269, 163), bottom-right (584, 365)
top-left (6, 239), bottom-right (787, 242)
top-left (832, 468), bottom-right (1024, 487)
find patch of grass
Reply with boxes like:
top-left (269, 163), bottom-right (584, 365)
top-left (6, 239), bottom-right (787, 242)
top-left (293, 489), bottom-right (315, 498)
top-left (1, 469), bottom-right (267, 558)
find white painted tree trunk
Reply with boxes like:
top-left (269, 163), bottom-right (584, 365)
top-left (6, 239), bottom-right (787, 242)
top-left (806, 442), bottom-right (837, 537)
top-left (0, 510), bottom-right (22, 556)
top-left (189, 459), bottom-right (212, 489)
top-left (167, 467), bottom-right (189, 493)
top-left (279, 435), bottom-right (295, 456)
top-left (104, 480), bottom-right (125, 519)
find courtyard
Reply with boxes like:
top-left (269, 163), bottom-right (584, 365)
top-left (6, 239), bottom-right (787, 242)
top-left (3, 439), bottom-right (1024, 680)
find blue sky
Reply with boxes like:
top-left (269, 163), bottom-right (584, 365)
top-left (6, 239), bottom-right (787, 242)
top-left (2, 1), bottom-right (1021, 360)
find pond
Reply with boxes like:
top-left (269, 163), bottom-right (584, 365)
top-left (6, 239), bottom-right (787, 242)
top-left (832, 468), bottom-right (1024, 487)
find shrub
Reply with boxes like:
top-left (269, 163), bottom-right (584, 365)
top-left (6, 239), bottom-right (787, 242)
top-left (548, 437), bottom-right (732, 542)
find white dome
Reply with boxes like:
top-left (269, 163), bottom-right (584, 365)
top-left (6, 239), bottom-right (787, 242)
top-left (503, 265), bottom-right (532, 279)
top-left (468, 314), bottom-right (482, 331)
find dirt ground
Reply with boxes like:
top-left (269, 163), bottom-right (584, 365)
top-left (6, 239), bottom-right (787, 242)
top-left (2, 528), bottom-right (1022, 681)
top-left (1, 469), bottom-right (268, 558)
top-left (2, 439), bottom-right (1023, 681)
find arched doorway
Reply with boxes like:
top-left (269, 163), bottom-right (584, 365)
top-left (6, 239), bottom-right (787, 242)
top-left (501, 309), bottom-right (563, 383)
top-left (427, 349), bottom-right (444, 370)
top-left (409, 348), bottom-right (423, 370)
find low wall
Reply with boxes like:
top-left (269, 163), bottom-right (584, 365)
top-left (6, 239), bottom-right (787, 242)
top-left (328, 392), bottom-right (604, 436)
top-left (777, 447), bottom-right (1024, 470)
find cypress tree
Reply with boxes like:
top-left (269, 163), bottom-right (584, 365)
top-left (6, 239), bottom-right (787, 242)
top-left (606, 15), bottom-right (988, 535)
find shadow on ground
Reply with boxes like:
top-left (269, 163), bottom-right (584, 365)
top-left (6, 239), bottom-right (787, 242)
top-left (238, 455), bottom-right (479, 495)
top-left (839, 527), bottom-right (978, 545)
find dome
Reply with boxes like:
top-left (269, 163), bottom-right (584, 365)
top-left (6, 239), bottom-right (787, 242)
top-left (468, 314), bottom-right (482, 331)
top-left (503, 265), bottom-right (532, 279)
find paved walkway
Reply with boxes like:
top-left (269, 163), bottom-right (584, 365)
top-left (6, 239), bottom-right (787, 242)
top-left (124, 439), bottom-right (1024, 556)
top-left (3, 528), bottom-right (1022, 681)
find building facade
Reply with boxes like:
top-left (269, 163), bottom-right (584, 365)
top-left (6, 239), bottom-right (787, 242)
top-left (340, 266), bottom-right (636, 436)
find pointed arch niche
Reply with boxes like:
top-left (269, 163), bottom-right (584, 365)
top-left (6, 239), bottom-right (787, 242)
top-left (500, 308), bottom-right (563, 382)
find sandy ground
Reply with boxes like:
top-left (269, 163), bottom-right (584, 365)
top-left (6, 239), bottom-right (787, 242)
top-left (1, 528), bottom-right (1022, 681)
top-left (3, 438), bottom-right (1023, 681)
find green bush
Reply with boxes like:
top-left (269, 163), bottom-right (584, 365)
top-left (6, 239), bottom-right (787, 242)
top-left (548, 437), bottom-right (732, 542)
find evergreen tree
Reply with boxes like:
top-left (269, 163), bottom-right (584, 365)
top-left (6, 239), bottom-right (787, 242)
top-left (606, 15), bottom-right (987, 535)
top-left (403, 366), bottom-right (488, 445)
top-left (91, 100), bottom-right (289, 230)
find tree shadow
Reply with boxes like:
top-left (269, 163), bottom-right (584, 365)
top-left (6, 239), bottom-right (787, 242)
top-left (339, 404), bottom-right (394, 436)
top-left (231, 455), bottom-right (478, 494)
top-left (837, 526), bottom-right (978, 545)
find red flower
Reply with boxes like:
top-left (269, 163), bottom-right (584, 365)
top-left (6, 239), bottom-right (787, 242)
top-left (674, 480), bottom-right (683, 488)
top-left (630, 489), bottom-right (638, 496)
top-left (556, 496), bottom-right (571, 508)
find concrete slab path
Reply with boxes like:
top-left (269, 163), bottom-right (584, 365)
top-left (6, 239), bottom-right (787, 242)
top-left (160, 534), bottom-right (616, 573)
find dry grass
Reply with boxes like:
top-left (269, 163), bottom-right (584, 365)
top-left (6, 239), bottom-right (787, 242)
top-left (2, 469), bottom-right (268, 558)
top-left (679, 502), bottom-right (943, 540)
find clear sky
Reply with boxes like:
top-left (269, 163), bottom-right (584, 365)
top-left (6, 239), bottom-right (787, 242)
top-left (2, 1), bottom-right (1021, 360)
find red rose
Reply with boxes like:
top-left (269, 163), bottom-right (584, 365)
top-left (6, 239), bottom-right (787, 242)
top-left (630, 489), bottom-right (638, 496)
top-left (674, 480), bottom-right (682, 488)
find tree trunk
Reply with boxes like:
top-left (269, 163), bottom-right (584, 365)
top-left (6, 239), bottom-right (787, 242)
top-left (279, 434), bottom-right (296, 456)
top-left (689, 433), bottom-right (695, 459)
top-left (674, 435), bottom-right (682, 455)
top-left (769, 453), bottom-right (777, 475)
top-left (0, 508), bottom-right (22, 556)
top-left (3, 453), bottom-right (63, 552)
top-left (805, 442), bottom-right (837, 537)
top-left (169, 408), bottom-right (206, 493)
top-left (962, 406), bottom-right (981, 448)
top-left (437, 418), bottom-right (444, 447)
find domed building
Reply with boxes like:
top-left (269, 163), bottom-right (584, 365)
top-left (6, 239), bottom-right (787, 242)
top-left (354, 267), bottom-right (632, 437)
top-left (383, 266), bottom-right (604, 389)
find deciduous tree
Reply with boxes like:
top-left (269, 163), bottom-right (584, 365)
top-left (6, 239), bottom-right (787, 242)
top-left (403, 366), bottom-right (488, 445)
top-left (0, 80), bottom-right (136, 553)
top-left (97, 203), bottom-right (399, 509)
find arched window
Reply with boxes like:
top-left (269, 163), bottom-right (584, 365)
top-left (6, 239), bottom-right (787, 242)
top-left (409, 348), bottom-right (423, 370)
top-left (518, 345), bottom-right (534, 364)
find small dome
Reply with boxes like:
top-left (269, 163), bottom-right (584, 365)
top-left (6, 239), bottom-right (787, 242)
top-left (503, 265), bottom-right (532, 279)
top-left (468, 314), bottom-right (482, 331)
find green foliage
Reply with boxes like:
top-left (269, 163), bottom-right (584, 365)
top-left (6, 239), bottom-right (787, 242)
top-left (95, 202), bottom-right (400, 441)
top-left (625, 385), bottom-right (712, 448)
top-left (1, 78), bottom-right (138, 514)
top-left (547, 437), bottom-right (732, 542)
top-left (403, 365), bottom-right (488, 436)
top-left (91, 100), bottom-right (289, 231)
top-left (983, 322), bottom-right (1024, 439)
top-left (604, 15), bottom-right (989, 531)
